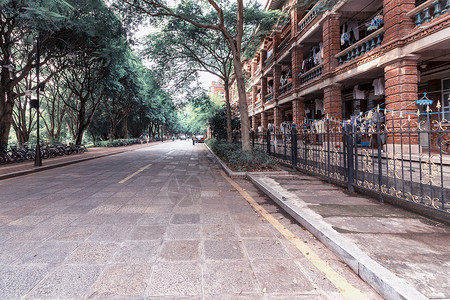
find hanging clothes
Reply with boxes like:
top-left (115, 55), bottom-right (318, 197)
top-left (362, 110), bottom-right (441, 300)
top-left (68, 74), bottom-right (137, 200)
top-left (353, 85), bottom-right (365, 100)
top-left (315, 99), bottom-right (324, 114)
top-left (372, 78), bottom-right (385, 96)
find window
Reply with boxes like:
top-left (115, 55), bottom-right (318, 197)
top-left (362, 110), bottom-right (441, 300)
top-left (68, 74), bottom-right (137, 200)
top-left (442, 78), bottom-right (450, 121)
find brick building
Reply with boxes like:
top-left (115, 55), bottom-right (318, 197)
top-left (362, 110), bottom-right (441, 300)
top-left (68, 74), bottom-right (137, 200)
top-left (209, 80), bottom-right (226, 102)
top-left (239, 0), bottom-right (450, 151)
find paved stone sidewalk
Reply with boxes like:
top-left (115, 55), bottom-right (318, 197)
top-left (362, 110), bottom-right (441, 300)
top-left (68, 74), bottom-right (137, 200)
top-left (0, 141), bottom-right (381, 299)
top-left (249, 172), bottom-right (450, 300)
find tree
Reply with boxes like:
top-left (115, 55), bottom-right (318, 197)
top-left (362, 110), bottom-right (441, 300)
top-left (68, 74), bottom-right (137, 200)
top-left (0, 0), bottom-right (74, 146)
top-left (144, 18), bottom-right (235, 142)
top-left (114, 0), bottom-right (281, 152)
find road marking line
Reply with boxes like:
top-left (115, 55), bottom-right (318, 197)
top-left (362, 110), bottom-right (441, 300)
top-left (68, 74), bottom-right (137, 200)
top-left (119, 163), bottom-right (152, 184)
top-left (220, 170), bottom-right (368, 300)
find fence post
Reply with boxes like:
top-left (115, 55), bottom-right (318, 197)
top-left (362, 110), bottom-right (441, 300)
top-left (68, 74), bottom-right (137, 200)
top-left (266, 129), bottom-right (271, 155)
top-left (291, 127), bottom-right (298, 168)
top-left (377, 120), bottom-right (383, 203)
top-left (345, 123), bottom-right (355, 192)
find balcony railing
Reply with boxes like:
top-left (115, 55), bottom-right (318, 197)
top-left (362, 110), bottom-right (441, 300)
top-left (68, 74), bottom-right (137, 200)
top-left (279, 82), bottom-right (293, 96)
top-left (265, 93), bottom-right (273, 102)
top-left (255, 101), bottom-right (261, 108)
top-left (298, 0), bottom-right (324, 32)
top-left (265, 54), bottom-right (274, 67)
top-left (299, 64), bottom-right (323, 84)
top-left (254, 68), bottom-right (261, 76)
top-left (248, 104), bottom-right (253, 112)
top-left (408, 0), bottom-right (449, 26)
top-left (336, 27), bottom-right (384, 66)
top-left (277, 36), bottom-right (291, 53)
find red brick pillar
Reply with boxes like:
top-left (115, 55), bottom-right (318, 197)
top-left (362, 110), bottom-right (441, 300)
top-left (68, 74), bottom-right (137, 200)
top-left (251, 61), bottom-right (257, 77)
top-left (261, 76), bottom-right (268, 103)
top-left (291, 7), bottom-right (298, 39)
top-left (252, 86), bottom-right (257, 107)
top-left (261, 111), bottom-right (268, 130)
top-left (273, 64), bottom-right (281, 100)
top-left (274, 106), bottom-right (282, 132)
top-left (384, 59), bottom-right (418, 147)
top-left (322, 13), bottom-right (340, 75)
top-left (260, 50), bottom-right (267, 70)
top-left (324, 85), bottom-right (342, 120)
top-left (273, 33), bottom-right (281, 57)
top-left (383, 0), bottom-right (415, 44)
top-left (252, 115), bottom-right (257, 131)
top-left (292, 46), bottom-right (303, 90)
top-left (292, 98), bottom-right (305, 125)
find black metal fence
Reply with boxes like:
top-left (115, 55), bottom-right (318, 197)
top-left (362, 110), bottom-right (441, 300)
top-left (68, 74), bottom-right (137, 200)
top-left (252, 110), bottom-right (450, 216)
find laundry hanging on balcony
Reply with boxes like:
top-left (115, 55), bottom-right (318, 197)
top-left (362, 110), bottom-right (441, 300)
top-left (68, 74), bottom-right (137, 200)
top-left (416, 93), bottom-right (433, 106)
top-left (353, 85), bottom-right (365, 100)
top-left (372, 78), bottom-right (385, 96)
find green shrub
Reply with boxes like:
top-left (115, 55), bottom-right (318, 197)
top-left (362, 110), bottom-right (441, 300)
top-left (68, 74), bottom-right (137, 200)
top-left (208, 139), bottom-right (275, 172)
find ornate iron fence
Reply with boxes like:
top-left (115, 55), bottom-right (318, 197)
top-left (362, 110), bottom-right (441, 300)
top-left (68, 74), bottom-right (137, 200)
top-left (253, 109), bottom-right (450, 216)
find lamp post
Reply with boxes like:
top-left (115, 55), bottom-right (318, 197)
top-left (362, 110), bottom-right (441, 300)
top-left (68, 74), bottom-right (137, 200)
top-left (34, 36), bottom-right (42, 167)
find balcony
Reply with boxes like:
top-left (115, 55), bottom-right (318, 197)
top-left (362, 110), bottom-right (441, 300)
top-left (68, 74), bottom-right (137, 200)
top-left (277, 36), bottom-right (291, 53)
top-left (265, 93), bottom-right (273, 102)
top-left (254, 68), bottom-right (261, 76)
top-left (279, 82), bottom-right (293, 96)
top-left (408, 0), bottom-right (449, 27)
top-left (255, 101), bottom-right (262, 109)
top-left (336, 27), bottom-right (384, 66)
top-left (248, 104), bottom-right (253, 112)
top-left (264, 54), bottom-right (274, 67)
top-left (298, 0), bottom-right (323, 33)
top-left (299, 64), bottom-right (323, 84)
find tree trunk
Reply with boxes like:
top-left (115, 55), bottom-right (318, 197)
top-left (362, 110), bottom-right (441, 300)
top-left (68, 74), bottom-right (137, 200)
top-left (232, 58), bottom-right (251, 152)
top-left (223, 79), bottom-right (233, 143)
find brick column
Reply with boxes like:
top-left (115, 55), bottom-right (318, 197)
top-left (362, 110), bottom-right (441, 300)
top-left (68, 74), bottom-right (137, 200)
top-left (384, 59), bottom-right (418, 149)
top-left (383, 0), bottom-right (415, 44)
top-left (273, 33), bottom-right (281, 57)
top-left (274, 106), bottom-right (282, 132)
top-left (322, 13), bottom-right (340, 75)
top-left (324, 85), bottom-right (342, 120)
top-left (261, 111), bottom-right (268, 130)
top-left (261, 76), bottom-right (267, 103)
top-left (252, 115), bottom-right (257, 131)
top-left (252, 86), bottom-right (257, 107)
top-left (292, 98), bottom-right (305, 125)
top-left (260, 49), bottom-right (267, 70)
top-left (251, 61), bottom-right (257, 78)
top-left (291, 7), bottom-right (298, 39)
top-left (273, 64), bottom-right (281, 100)
top-left (291, 46), bottom-right (303, 90)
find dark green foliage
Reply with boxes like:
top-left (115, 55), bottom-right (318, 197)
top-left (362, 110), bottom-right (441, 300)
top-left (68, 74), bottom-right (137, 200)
top-left (209, 106), bottom-right (240, 141)
top-left (207, 138), bottom-right (275, 172)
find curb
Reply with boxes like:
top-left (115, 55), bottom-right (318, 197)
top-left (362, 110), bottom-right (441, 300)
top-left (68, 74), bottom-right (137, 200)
top-left (247, 173), bottom-right (428, 300)
top-left (0, 143), bottom-right (158, 181)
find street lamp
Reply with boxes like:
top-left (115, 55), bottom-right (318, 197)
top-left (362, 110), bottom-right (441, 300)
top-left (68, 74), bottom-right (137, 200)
top-left (32, 36), bottom-right (42, 167)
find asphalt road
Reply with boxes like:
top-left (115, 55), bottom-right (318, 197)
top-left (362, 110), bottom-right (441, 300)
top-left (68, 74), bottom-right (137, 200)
top-left (0, 140), bottom-right (380, 299)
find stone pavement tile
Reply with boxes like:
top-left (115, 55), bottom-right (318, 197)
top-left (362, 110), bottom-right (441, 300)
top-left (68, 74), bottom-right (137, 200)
top-left (146, 205), bottom-right (174, 214)
top-left (137, 214), bottom-right (171, 225)
top-left (39, 214), bottom-right (80, 227)
top-left (102, 213), bottom-right (143, 225)
top-left (25, 265), bottom-right (102, 299)
top-left (49, 226), bottom-right (96, 241)
top-left (128, 225), bottom-right (166, 241)
top-left (170, 213), bottom-right (200, 224)
top-left (201, 224), bottom-right (239, 240)
top-left (146, 297), bottom-right (201, 300)
top-left (160, 240), bottom-right (199, 261)
top-left (203, 294), bottom-right (263, 300)
top-left (236, 223), bottom-right (277, 238)
top-left (309, 204), bottom-right (411, 218)
top-left (17, 241), bottom-right (79, 265)
top-left (0, 241), bottom-right (39, 264)
top-left (232, 213), bottom-right (265, 224)
top-left (88, 264), bottom-right (152, 298)
top-left (227, 203), bottom-right (256, 214)
top-left (0, 265), bottom-right (51, 300)
top-left (172, 205), bottom-right (201, 214)
top-left (65, 242), bottom-right (118, 264)
top-left (87, 224), bottom-right (132, 242)
top-left (300, 195), bottom-right (379, 205)
top-left (113, 241), bottom-right (161, 264)
top-left (146, 262), bottom-right (202, 296)
top-left (204, 240), bottom-right (245, 260)
top-left (200, 212), bottom-right (232, 224)
top-left (0, 226), bottom-right (25, 242)
top-left (7, 225), bottom-right (62, 242)
top-left (251, 260), bottom-right (314, 293)
top-left (203, 261), bottom-right (258, 294)
top-left (7, 214), bottom-right (49, 226)
top-left (165, 225), bottom-right (200, 240)
top-left (242, 239), bottom-right (292, 260)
